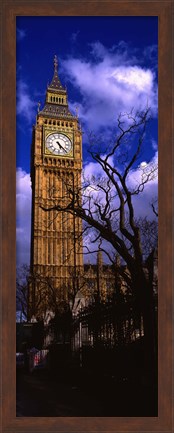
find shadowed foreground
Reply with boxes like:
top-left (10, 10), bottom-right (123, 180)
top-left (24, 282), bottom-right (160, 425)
top-left (16, 367), bottom-right (157, 417)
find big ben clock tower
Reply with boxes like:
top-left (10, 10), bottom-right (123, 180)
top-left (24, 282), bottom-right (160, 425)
top-left (30, 56), bottom-right (83, 318)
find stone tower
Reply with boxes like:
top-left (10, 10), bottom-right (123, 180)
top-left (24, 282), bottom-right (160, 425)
top-left (30, 56), bottom-right (83, 318)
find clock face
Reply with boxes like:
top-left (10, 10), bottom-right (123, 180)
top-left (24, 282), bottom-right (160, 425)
top-left (46, 133), bottom-right (72, 156)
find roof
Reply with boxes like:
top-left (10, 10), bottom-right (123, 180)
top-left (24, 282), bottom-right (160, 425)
top-left (39, 103), bottom-right (74, 119)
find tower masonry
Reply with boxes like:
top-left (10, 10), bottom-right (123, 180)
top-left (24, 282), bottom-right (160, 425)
top-left (30, 56), bottom-right (83, 318)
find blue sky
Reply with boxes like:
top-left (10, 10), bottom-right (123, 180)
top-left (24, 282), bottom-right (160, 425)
top-left (16, 16), bottom-right (158, 266)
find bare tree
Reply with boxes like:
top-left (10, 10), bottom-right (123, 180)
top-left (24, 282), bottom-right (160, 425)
top-left (27, 266), bottom-right (88, 321)
top-left (151, 197), bottom-right (158, 217)
top-left (28, 271), bottom-right (67, 321)
top-left (41, 107), bottom-right (158, 384)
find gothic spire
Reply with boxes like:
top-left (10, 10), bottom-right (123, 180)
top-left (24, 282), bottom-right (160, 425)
top-left (47, 55), bottom-right (65, 91)
top-left (38, 55), bottom-right (75, 119)
top-left (54, 54), bottom-right (58, 72)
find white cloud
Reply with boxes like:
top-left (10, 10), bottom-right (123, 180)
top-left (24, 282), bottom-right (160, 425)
top-left (83, 160), bottom-right (104, 179)
top-left (17, 80), bottom-right (36, 122)
top-left (16, 168), bottom-right (32, 265)
top-left (62, 43), bottom-right (158, 131)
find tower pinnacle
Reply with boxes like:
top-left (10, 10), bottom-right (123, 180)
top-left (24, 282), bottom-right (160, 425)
top-left (46, 55), bottom-right (64, 91)
top-left (38, 56), bottom-right (75, 118)
top-left (54, 55), bottom-right (58, 73)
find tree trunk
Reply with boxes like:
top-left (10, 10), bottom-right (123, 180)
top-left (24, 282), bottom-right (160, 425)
top-left (132, 270), bottom-right (157, 388)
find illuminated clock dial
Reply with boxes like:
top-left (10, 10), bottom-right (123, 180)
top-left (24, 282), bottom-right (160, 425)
top-left (46, 133), bottom-right (72, 155)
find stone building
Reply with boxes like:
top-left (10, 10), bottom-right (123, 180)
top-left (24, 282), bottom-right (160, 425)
top-left (29, 56), bottom-right (156, 321)
top-left (29, 56), bottom-right (84, 318)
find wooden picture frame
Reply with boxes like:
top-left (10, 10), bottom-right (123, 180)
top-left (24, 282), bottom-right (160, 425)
top-left (1, 0), bottom-right (173, 432)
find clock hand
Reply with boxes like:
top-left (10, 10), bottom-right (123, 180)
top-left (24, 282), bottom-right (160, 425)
top-left (56, 141), bottom-right (67, 153)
